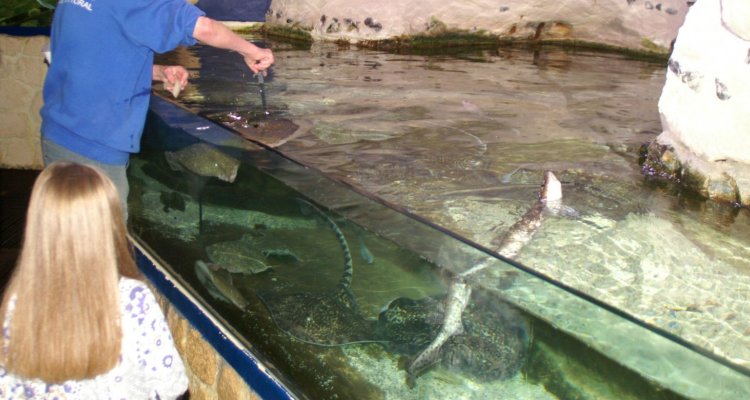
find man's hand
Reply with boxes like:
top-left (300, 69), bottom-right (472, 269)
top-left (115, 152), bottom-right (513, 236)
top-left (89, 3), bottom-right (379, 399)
top-left (153, 65), bottom-right (189, 98)
top-left (244, 47), bottom-right (274, 74)
top-left (193, 17), bottom-right (275, 75)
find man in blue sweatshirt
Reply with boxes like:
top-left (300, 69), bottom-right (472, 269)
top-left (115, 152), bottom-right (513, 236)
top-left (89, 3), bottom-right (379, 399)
top-left (40, 0), bottom-right (274, 211)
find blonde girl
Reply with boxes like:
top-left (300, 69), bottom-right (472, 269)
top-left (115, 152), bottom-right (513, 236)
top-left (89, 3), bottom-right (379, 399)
top-left (0, 162), bottom-right (187, 399)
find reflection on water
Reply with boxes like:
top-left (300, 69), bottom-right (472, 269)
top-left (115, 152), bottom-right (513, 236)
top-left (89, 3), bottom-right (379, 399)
top-left (148, 37), bottom-right (750, 397)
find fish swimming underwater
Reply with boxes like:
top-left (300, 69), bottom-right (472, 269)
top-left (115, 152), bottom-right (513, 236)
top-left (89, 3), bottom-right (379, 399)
top-left (356, 229), bottom-right (374, 265)
top-left (400, 171), bottom-right (562, 385)
top-left (164, 143), bottom-right (240, 183)
top-left (195, 259), bottom-right (249, 309)
top-left (404, 278), bottom-right (471, 385)
top-left (206, 237), bottom-right (274, 275)
top-left (256, 199), bottom-right (378, 346)
top-left (491, 170), bottom-right (562, 258)
top-left (439, 294), bottom-right (529, 382)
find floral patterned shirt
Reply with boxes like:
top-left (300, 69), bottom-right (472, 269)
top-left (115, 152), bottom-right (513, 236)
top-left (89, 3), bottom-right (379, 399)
top-left (0, 278), bottom-right (188, 399)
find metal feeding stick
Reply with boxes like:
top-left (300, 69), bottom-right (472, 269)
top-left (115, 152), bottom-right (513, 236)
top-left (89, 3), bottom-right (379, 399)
top-left (254, 72), bottom-right (270, 116)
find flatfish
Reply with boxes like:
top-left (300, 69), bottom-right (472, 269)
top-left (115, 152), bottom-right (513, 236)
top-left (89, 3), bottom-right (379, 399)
top-left (256, 199), bottom-right (379, 346)
top-left (206, 236), bottom-right (274, 275)
top-left (395, 171), bottom-right (562, 385)
top-left (164, 143), bottom-right (240, 183)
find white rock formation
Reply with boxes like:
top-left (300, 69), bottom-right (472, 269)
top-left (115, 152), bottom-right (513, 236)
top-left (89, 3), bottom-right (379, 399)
top-left (657, 0), bottom-right (750, 164)
top-left (652, 0), bottom-right (750, 204)
top-left (267, 0), bottom-right (689, 53)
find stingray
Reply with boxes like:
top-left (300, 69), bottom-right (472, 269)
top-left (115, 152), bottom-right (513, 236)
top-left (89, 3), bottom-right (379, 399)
top-left (206, 236), bottom-right (274, 275)
top-left (256, 199), bottom-right (380, 346)
top-left (377, 289), bottom-right (530, 386)
top-left (203, 110), bottom-right (305, 148)
top-left (164, 143), bottom-right (240, 234)
top-left (164, 142), bottom-right (240, 183)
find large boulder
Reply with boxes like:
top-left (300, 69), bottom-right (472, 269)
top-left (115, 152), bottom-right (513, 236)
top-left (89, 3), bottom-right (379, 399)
top-left (266, 0), bottom-right (690, 54)
top-left (645, 0), bottom-right (750, 206)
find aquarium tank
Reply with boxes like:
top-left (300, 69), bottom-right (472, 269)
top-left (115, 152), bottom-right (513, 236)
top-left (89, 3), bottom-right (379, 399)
top-left (126, 89), bottom-right (750, 399)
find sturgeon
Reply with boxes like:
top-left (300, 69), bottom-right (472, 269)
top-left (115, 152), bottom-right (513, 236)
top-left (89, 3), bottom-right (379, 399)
top-left (406, 171), bottom-right (562, 384)
top-left (405, 278), bottom-right (472, 386)
top-left (492, 170), bottom-right (562, 258)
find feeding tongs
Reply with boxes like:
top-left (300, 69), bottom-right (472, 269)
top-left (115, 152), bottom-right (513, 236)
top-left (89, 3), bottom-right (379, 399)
top-left (254, 72), bottom-right (270, 116)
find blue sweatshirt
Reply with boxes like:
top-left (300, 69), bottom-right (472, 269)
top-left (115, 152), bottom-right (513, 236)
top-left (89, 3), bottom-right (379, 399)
top-left (41, 0), bottom-right (205, 165)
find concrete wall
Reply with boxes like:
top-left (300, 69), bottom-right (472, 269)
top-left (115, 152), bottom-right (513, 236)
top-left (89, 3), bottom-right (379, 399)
top-left (0, 34), bottom-right (45, 169)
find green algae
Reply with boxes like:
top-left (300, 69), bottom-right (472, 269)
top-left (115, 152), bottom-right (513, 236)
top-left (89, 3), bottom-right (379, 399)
top-left (260, 24), bottom-right (314, 44)
top-left (252, 21), bottom-right (668, 61)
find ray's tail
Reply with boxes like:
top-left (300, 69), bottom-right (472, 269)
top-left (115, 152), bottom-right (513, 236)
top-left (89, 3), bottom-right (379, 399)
top-left (297, 198), bottom-right (357, 309)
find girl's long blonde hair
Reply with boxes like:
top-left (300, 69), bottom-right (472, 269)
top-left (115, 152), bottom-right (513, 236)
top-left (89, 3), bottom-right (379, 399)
top-left (0, 162), bottom-right (141, 382)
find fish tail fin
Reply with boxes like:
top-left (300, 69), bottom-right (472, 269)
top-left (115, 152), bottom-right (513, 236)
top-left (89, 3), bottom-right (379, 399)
top-left (406, 350), bottom-right (441, 388)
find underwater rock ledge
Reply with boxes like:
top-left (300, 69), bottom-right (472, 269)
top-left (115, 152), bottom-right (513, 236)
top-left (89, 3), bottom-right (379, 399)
top-left (641, 140), bottom-right (750, 207)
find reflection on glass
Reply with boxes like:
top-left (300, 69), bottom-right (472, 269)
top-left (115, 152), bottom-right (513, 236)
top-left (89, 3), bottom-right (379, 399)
top-left (127, 100), bottom-right (749, 399)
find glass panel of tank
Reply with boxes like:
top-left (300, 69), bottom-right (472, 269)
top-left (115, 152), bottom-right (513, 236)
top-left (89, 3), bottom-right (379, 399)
top-left (154, 36), bottom-right (750, 378)
top-left (127, 99), bottom-right (750, 399)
